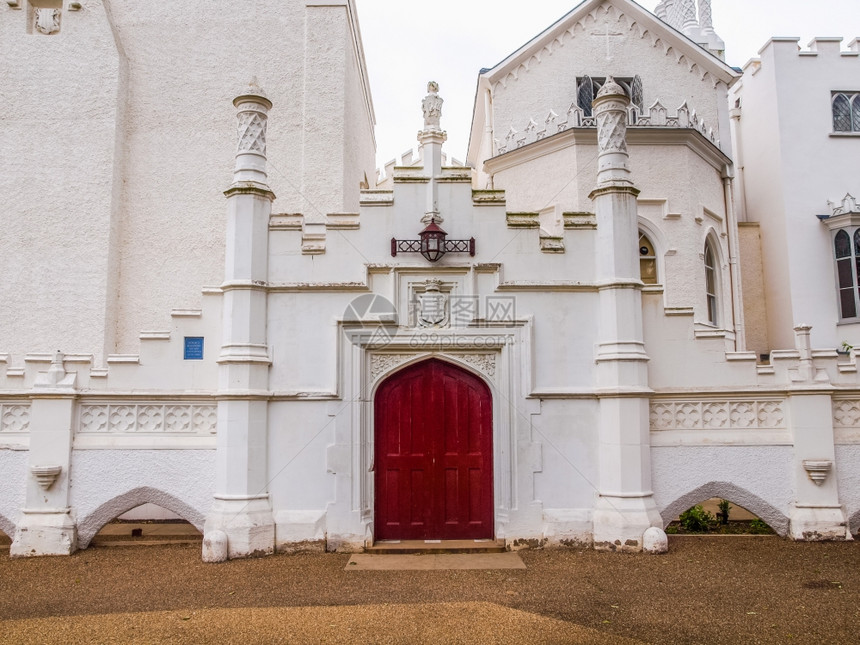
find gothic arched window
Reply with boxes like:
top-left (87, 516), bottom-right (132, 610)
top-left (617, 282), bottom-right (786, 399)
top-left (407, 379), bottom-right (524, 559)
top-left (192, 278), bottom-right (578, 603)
top-left (704, 238), bottom-right (719, 326)
top-left (639, 231), bottom-right (657, 285)
top-left (834, 229), bottom-right (860, 319)
top-left (833, 92), bottom-right (860, 133)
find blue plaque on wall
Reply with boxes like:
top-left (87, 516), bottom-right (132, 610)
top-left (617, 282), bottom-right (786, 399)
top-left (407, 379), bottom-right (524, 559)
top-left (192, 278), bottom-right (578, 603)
top-left (184, 337), bottom-right (204, 360)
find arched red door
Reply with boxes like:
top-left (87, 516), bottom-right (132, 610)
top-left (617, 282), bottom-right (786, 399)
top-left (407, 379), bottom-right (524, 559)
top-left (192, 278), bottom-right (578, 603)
top-left (374, 359), bottom-right (493, 540)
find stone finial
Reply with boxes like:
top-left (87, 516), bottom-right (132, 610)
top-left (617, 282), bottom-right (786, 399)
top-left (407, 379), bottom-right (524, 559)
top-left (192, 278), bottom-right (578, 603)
top-left (232, 80), bottom-right (272, 185)
top-left (422, 81), bottom-right (444, 131)
top-left (698, 0), bottom-right (714, 33)
top-left (831, 194), bottom-right (859, 216)
top-left (592, 77), bottom-right (632, 186)
top-left (596, 76), bottom-right (626, 100)
top-left (679, 0), bottom-right (698, 30)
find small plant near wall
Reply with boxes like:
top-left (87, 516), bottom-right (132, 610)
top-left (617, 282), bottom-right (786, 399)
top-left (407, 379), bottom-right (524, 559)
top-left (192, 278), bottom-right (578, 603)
top-left (749, 519), bottom-right (773, 534)
top-left (679, 505), bottom-right (716, 532)
top-left (717, 499), bottom-right (731, 525)
top-left (838, 341), bottom-right (854, 355)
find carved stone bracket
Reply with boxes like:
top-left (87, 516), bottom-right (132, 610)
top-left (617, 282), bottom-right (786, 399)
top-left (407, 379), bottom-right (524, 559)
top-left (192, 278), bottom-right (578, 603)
top-left (802, 460), bottom-right (833, 486)
top-left (31, 465), bottom-right (62, 491)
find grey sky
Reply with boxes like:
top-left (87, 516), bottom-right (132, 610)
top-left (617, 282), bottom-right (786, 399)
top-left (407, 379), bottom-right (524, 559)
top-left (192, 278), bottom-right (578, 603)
top-left (355, 0), bottom-right (860, 169)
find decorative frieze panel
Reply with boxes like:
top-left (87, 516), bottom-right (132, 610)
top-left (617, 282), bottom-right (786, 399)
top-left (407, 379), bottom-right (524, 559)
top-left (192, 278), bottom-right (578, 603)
top-left (650, 400), bottom-right (786, 431)
top-left (498, 99), bottom-right (719, 154)
top-left (833, 399), bottom-right (860, 428)
top-left (452, 354), bottom-right (497, 379)
top-left (0, 403), bottom-right (30, 433)
top-left (369, 353), bottom-right (497, 382)
top-left (370, 354), bottom-right (413, 382)
top-left (78, 403), bottom-right (217, 435)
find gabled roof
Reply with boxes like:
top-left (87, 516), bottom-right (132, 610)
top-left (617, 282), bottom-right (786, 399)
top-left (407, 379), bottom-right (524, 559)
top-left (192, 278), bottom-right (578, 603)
top-left (467, 0), bottom-right (739, 162)
top-left (482, 0), bottom-right (737, 86)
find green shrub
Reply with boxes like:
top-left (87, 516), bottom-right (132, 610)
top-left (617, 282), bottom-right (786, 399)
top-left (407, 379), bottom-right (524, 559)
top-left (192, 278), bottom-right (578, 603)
top-left (749, 518), bottom-right (772, 534)
top-left (679, 505), bottom-right (716, 532)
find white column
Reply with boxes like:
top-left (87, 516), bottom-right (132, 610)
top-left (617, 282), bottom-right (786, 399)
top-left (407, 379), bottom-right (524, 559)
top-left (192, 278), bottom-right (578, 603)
top-left (788, 326), bottom-right (851, 540)
top-left (11, 352), bottom-right (77, 557)
top-left (588, 79), bottom-right (662, 552)
top-left (418, 81), bottom-right (447, 224)
top-left (203, 84), bottom-right (276, 559)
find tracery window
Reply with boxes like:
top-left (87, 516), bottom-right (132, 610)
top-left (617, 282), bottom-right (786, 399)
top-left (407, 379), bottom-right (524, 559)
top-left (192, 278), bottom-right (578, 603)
top-left (834, 228), bottom-right (860, 319)
top-left (639, 231), bottom-right (658, 285)
top-left (577, 75), bottom-right (644, 117)
top-left (832, 92), bottom-right (860, 133)
top-left (704, 239), bottom-right (719, 326)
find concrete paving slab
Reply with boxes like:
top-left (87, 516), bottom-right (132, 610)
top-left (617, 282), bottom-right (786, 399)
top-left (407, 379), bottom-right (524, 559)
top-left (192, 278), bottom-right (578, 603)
top-left (346, 552), bottom-right (526, 571)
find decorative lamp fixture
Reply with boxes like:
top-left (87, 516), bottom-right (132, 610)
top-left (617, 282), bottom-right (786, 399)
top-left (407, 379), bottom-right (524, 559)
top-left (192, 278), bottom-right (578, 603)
top-left (391, 220), bottom-right (475, 263)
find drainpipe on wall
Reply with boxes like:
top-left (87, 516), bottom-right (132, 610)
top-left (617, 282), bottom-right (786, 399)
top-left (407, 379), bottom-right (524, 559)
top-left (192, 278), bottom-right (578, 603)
top-left (723, 168), bottom-right (746, 352)
top-left (482, 87), bottom-right (495, 190)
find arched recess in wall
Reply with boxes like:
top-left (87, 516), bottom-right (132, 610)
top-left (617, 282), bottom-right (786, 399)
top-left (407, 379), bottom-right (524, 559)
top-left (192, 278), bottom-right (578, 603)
top-left (849, 507), bottom-right (860, 536)
top-left (0, 512), bottom-right (15, 540)
top-left (637, 217), bottom-right (667, 286)
top-left (77, 486), bottom-right (206, 549)
top-left (660, 481), bottom-right (790, 537)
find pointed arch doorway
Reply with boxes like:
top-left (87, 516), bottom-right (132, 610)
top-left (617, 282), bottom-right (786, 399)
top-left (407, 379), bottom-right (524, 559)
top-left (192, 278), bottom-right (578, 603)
top-left (374, 359), bottom-right (494, 541)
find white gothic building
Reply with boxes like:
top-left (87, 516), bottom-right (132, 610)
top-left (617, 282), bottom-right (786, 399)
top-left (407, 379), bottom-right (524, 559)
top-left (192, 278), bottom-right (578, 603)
top-left (1, 0), bottom-right (859, 559)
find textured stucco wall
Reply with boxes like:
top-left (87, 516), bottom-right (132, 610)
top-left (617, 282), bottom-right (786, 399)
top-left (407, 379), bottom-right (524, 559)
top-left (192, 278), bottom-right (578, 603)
top-left (738, 222), bottom-right (770, 358)
top-left (733, 39), bottom-right (860, 350)
top-left (70, 449), bottom-right (215, 547)
top-left (836, 444), bottom-right (860, 534)
top-left (0, 449), bottom-right (28, 537)
top-left (1, 0), bottom-right (376, 360)
top-left (0, 2), bottom-right (125, 363)
top-left (652, 445), bottom-right (794, 535)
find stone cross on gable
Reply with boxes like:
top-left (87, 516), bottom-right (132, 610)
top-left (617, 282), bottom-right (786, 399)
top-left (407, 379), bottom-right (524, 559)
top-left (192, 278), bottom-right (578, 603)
top-left (591, 21), bottom-right (624, 61)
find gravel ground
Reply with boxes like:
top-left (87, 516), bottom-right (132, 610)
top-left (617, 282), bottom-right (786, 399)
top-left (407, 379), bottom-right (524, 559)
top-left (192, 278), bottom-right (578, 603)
top-left (1, 536), bottom-right (859, 644)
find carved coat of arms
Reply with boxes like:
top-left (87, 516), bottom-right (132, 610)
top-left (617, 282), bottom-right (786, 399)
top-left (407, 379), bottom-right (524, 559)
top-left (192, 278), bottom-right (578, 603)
top-left (34, 8), bottom-right (61, 35)
top-left (417, 280), bottom-right (449, 328)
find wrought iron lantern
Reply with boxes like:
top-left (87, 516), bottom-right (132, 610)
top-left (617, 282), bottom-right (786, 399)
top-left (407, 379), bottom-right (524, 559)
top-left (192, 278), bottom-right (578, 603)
top-left (391, 220), bottom-right (476, 262)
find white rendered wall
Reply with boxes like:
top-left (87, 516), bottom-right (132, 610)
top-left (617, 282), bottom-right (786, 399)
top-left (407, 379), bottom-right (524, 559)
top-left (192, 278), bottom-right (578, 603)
top-left (71, 449), bottom-right (215, 548)
top-left (1, 0), bottom-right (376, 360)
top-left (0, 2), bottom-right (125, 363)
top-left (0, 450), bottom-right (28, 538)
top-left (732, 38), bottom-right (860, 351)
top-left (836, 444), bottom-right (860, 534)
top-left (652, 445), bottom-right (794, 535)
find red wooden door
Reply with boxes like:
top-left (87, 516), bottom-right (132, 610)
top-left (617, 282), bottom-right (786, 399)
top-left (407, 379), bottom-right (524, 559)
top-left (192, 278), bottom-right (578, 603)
top-left (374, 359), bottom-right (493, 540)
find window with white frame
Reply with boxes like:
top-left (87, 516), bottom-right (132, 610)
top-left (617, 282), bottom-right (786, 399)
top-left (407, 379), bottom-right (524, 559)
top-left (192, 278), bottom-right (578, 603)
top-left (832, 92), bottom-right (860, 133)
top-left (834, 228), bottom-right (860, 319)
top-left (704, 239), bottom-right (719, 326)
